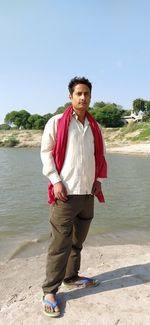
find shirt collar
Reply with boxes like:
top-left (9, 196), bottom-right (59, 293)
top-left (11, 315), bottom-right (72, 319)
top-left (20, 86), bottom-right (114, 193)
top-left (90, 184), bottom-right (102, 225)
top-left (72, 111), bottom-right (89, 125)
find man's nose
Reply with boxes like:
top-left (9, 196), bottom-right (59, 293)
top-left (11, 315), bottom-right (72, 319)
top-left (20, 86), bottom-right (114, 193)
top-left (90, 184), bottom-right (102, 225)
top-left (81, 93), bottom-right (85, 99)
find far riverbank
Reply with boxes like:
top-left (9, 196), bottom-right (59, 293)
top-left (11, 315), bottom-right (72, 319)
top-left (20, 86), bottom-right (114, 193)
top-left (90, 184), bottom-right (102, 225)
top-left (0, 128), bottom-right (150, 155)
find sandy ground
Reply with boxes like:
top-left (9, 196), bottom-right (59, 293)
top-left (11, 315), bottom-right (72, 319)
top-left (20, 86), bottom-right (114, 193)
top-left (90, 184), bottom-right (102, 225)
top-left (106, 142), bottom-right (150, 156)
top-left (1, 244), bottom-right (150, 325)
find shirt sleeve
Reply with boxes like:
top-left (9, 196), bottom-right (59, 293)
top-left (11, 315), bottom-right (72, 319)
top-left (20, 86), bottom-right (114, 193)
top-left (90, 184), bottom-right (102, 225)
top-left (40, 116), bottom-right (62, 185)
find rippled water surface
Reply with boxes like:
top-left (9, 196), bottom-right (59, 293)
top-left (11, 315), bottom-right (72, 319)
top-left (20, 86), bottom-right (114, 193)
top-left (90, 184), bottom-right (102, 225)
top-left (0, 148), bottom-right (150, 260)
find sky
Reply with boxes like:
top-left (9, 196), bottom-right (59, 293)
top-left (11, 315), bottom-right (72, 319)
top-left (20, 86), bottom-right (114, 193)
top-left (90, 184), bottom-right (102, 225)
top-left (0, 0), bottom-right (150, 123)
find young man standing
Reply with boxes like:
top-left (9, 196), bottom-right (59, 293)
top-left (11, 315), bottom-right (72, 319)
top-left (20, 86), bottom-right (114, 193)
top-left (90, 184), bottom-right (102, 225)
top-left (41, 76), bottom-right (107, 317)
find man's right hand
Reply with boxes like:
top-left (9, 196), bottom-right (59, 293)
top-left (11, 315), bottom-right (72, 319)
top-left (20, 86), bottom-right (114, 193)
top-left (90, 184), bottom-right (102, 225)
top-left (53, 181), bottom-right (68, 202)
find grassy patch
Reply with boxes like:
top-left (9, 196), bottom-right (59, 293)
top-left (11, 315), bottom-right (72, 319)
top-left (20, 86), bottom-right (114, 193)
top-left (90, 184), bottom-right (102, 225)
top-left (120, 122), bottom-right (145, 135)
top-left (3, 137), bottom-right (20, 147)
top-left (130, 128), bottom-right (150, 141)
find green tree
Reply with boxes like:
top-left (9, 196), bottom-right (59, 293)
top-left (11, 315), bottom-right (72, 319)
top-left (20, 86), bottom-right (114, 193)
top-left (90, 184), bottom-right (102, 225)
top-left (4, 111), bottom-right (19, 126)
top-left (27, 114), bottom-right (44, 129)
top-left (93, 101), bottom-right (106, 109)
top-left (54, 102), bottom-right (71, 115)
top-left (145, 101), bottom-right (150, 110)
top-left (34, 117), bottom-right (46, 129)
top-left (54, 106), bottom-right (66, 115)
top-left (43, 113), bottom-right (53, 124)
top-left (18, 110), bottom-right (31, 128)
top-left (133, 98), bottom-right (145, 112)
top-left (143, 110), bottom-right (150, 122)
top-left (64, 102), bottom-right (71, 108)
top-left (122, 109), bottom-right (131, 116)
top-left (4, 110), bottom-right (30, 128)
top-left (91, 104), bottom-right (123, 127)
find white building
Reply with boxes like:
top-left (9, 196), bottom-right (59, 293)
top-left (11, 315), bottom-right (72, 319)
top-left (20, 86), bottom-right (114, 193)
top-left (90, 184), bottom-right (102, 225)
top-left (123, 110), bottom-right (144, 124)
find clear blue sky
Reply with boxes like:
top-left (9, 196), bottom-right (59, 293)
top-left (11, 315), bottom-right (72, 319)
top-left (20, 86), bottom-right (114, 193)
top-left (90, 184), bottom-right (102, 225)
top-left (0, 0), bottom-right (150, 123)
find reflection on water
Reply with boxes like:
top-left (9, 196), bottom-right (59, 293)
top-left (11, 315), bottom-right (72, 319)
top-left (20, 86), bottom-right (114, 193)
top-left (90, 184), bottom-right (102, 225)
top-left (0, 148), bottom-right (150, 260)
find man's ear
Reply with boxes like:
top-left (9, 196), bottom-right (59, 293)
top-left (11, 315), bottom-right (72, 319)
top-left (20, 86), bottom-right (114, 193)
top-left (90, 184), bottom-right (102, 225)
top-left (69, 94), bottom-right (72, 101)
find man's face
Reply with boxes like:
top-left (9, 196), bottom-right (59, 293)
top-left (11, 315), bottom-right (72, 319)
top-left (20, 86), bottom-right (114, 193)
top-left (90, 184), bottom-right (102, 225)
top-left (69, 84), bottom-right (91, 114)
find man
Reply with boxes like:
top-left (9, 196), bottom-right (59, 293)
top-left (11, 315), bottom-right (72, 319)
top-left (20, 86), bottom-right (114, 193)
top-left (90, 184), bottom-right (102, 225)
top-left (41, 76), bottom-right (107, 317)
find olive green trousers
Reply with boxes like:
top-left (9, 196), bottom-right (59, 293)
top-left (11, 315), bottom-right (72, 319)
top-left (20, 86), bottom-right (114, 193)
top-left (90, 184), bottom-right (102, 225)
top-left (42, 195), bottom-right (94, 294)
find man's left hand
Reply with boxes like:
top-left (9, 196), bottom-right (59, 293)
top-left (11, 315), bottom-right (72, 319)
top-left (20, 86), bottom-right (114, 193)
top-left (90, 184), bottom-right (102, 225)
top-left (92, 181), bottom-right (102, 195)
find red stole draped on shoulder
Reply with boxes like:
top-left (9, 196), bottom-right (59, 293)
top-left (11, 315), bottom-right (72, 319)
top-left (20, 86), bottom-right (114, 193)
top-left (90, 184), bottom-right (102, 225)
top-left (48, 106), bottom-right (107, 204)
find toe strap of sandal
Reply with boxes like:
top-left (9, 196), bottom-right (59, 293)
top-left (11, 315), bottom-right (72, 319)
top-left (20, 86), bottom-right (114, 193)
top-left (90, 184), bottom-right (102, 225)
top-left (43, 298), bottom-right (58, 309)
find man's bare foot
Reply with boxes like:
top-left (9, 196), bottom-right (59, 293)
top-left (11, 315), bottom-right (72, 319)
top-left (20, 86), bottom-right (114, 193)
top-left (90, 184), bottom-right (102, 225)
top-left (43, 293), bottom-right (60, 317)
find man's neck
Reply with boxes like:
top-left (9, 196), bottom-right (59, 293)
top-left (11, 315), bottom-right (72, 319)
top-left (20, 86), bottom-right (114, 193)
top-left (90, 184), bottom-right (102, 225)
top-left (78, 114), bottom-right (85, 125)
top-left (73, 109), bottom-right (86, 125)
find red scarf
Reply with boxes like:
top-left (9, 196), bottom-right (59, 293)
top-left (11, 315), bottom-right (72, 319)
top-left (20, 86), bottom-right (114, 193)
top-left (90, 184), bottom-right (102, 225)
top-left (48, 106), bottom-right (107, 204)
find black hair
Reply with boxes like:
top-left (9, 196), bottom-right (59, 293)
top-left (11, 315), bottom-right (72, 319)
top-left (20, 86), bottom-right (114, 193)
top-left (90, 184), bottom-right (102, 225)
top-left (68, 76), bottom-right (92, 95)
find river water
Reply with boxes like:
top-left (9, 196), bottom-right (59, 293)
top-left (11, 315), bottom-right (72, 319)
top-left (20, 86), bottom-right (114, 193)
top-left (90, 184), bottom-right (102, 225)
top-left (0, 148), bottom-right (150, 261)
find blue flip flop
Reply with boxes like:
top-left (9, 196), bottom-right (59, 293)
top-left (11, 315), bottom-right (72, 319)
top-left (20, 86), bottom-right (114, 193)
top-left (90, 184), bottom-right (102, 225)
top-left (43, 296), bottom-right (60, 317)
top-left (63, 276), bottom-right (100, 288)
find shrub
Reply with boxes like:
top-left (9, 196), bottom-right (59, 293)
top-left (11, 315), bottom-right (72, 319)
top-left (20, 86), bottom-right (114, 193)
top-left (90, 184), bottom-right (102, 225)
top-left (0, 124), bottom-right (11, 130)
top-left (3, 137), bottom-right (20, 147)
